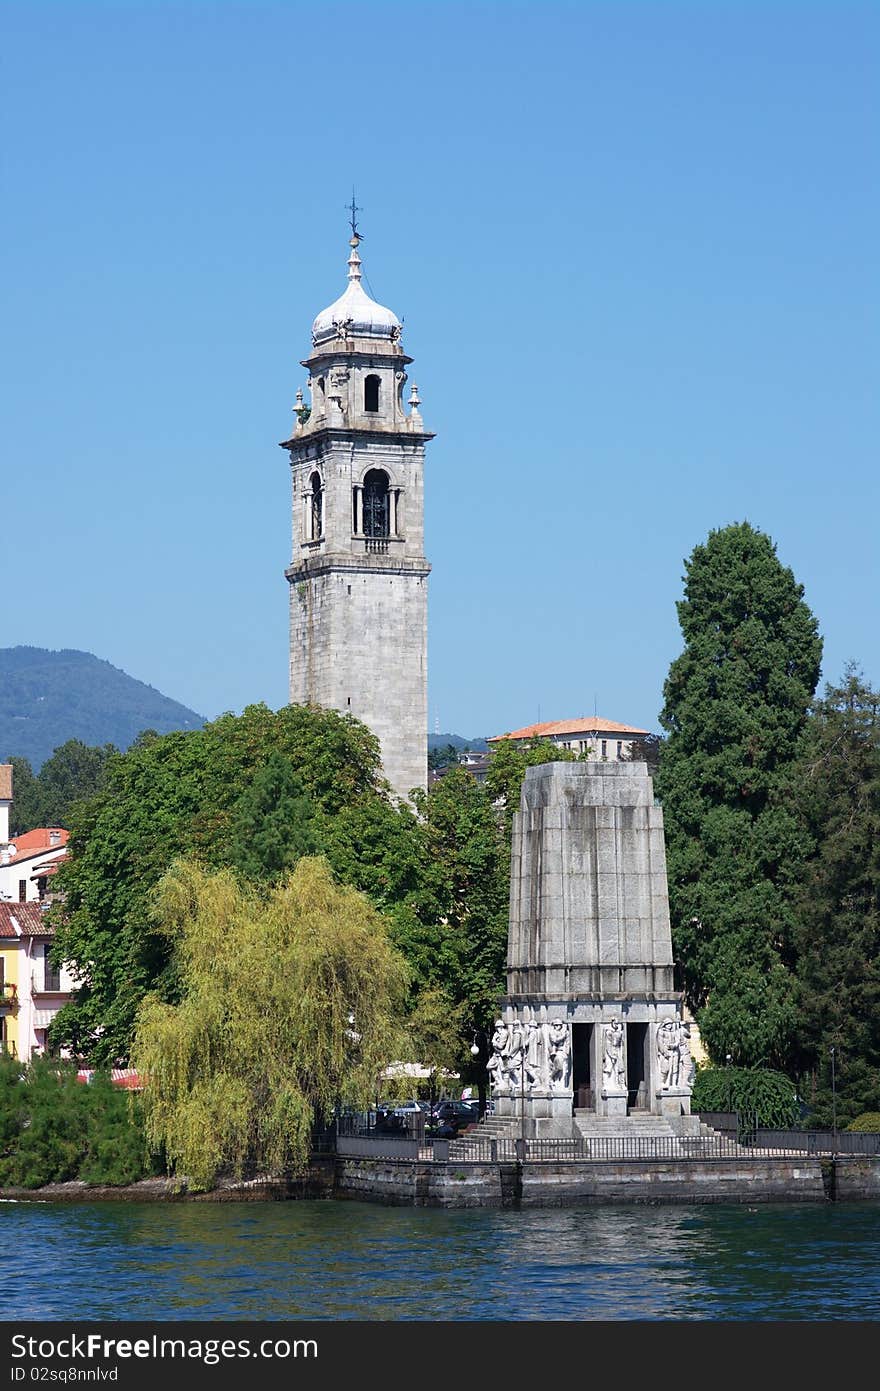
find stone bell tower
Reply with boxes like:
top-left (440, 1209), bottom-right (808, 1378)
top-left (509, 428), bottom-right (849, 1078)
top-left (280, 226), bottom-right (433, 803)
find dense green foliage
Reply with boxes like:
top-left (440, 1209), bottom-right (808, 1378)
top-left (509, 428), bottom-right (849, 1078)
top-left (132, 857), bottom-right (410, 1189)
top-left (846, 1113), bottom-right (880, 1133)
top-left (785, 668), bottom-right (880, 1126)
top-left (427, 742), bottom-right (462, 771)
top-left (0, 646), bottom-right (204, 772)
top-left (225, 750), bottom-right (318, 883)
top-left (0, 1054), bottom-right (153, 1189)
top-left (690, 1065), bottom-right (799, 1129)
top-left (656, 522), bottom-right (822, 1068)
top-left (8, 740), bottom-right (117, 833)
top-left (483, 736), bottom-right (576, 841)
top-left (49, 703), bottom-right (405, 1064)
top-left (48, 704), bottom-right (569, 1099)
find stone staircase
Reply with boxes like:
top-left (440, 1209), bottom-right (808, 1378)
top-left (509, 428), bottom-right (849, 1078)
top-left (443, 1110), bottom-right (748, 1161)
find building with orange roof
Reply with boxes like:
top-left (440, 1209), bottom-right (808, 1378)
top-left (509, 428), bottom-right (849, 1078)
top-left (487, 716), bottom-right (650, 762)
top-left (0, 765), bottom-right (69, 906)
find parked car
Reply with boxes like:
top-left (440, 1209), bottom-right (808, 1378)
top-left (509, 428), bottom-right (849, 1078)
top-left (429, 1100), bottom-right (479, 1131)
top-left (392, 1099), bottom-right (426, 1119)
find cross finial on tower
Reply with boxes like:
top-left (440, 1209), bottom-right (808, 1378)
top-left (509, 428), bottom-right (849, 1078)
top-left (348, 190), bottom-right (363, 245)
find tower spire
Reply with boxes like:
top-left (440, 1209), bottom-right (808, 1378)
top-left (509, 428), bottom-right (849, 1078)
top-left (347, 190), bottom-right (363, 244)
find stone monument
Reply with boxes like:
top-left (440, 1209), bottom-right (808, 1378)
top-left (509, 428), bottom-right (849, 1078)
top-left (492, 759), bottom-right (693, 1137)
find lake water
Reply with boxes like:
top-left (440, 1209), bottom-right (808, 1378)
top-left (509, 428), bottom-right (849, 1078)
top-left (4, 1198), bottom-right (880, 1321)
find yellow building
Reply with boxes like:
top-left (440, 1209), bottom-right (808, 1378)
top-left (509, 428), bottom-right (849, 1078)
top-left (0, 902), bottom-right (74, 1059)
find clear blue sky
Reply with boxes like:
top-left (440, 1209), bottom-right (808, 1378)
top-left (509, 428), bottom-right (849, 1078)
top-left (4, 1), bottom-right (878, 740)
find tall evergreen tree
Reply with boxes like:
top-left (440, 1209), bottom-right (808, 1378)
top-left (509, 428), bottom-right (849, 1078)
top-left (226, 751), bottom-right (318, 883)
top-left (787, 667), bottom-right (880, 1124)
top-left (655, 522), bottom-right (822, 1068)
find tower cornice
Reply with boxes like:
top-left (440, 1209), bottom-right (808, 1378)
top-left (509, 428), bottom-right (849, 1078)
top-left (279, 426), bottom-right (435, 452)
top-left (286, 554), bottom-right (431, 582)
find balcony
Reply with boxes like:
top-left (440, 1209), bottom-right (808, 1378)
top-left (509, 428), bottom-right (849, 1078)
top-left (31, 972), bottom-right (67, 999)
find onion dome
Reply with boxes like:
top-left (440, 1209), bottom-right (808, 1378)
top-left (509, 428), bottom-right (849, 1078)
top-left (311, 239), bottom-right (401, 347)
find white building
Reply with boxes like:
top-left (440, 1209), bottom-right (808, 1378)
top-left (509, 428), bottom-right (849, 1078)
top-left (487, 716), bottom-right (651, 762)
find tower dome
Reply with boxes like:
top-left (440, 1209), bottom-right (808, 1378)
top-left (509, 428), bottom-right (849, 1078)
top-left (311, 239), bottom-right (401, 347)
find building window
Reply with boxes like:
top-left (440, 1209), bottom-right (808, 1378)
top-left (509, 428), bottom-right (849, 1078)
top-left (309, 471), bottom-right (323, 540)
top-left (44, 949), bottom-right (61, 992)
top-left (18, 880), bottom-right (26, 903)
top-left (364, 374), bottom-right (380, 412)
top-left (363, 469), bottom-right (390, 537)
top-left (601, 740), bottom-right (607, 759)
top-left (616, 741), bottom-right (622, 758)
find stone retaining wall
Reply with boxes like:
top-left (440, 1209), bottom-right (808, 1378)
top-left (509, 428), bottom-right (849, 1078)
top-left (331, 1156), bottom-right (827, 1207)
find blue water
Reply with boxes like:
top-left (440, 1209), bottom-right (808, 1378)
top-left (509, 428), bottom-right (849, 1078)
top-left (3, 1199), bottom-right (880, 1321)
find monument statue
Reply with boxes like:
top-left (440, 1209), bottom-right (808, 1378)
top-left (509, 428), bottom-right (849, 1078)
top-left (547, 1019), bottom-right (571, 1091)
top-left (602, 1018), bottom-right (626, 1091)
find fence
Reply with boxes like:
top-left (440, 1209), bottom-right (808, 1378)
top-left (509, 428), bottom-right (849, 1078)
top-left (326, 1128), bottom-right (880, 1163)
top-left (751, 1129), bottom-right (880, 1156)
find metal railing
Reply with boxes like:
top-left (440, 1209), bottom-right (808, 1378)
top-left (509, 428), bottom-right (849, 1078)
top-left (323, 1113), bottom-right (880, 1164)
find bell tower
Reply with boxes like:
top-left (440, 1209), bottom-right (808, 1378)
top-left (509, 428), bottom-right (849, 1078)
top-left (281, 225), bottom-right (433, 803)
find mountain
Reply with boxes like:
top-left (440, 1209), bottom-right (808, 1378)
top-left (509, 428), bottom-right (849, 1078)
top-left (427, 732), bottom-right (489, 752)
top-left (0, 647), bottom-right (206, 771)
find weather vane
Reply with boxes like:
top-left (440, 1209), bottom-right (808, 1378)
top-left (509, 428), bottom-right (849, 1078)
top-left (348, 190), bottom-right (363, 244)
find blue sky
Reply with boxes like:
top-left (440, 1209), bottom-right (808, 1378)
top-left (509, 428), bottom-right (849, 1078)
top-left (4, 1), bottom-right (878, 740)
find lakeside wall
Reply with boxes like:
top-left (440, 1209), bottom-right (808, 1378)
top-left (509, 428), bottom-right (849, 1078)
top-left (6, 1153), bottom-right (880, 1206)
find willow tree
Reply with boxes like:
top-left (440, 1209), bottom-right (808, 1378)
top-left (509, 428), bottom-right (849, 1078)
top-left (132, 855), bottom-right (410, 1190)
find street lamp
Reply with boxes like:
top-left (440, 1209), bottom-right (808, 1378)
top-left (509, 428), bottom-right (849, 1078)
top-left (830, 1046), bottom-right (838, 1154)
top-left (725, 1054), bottom-right (733, 1122)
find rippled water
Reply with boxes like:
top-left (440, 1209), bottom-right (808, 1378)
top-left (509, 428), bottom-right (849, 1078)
top-left (5, 1199), bottom-right (880, 1321)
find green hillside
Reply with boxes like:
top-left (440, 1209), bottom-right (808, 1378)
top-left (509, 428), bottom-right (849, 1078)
top-left (0, 647), bottom-right (206, 770)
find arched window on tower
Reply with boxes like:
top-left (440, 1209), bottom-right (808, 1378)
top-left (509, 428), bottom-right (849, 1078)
top-left (309, 471), bottom-right (323, 540)
top-left (362, 469), bottom-right (390, 537)
top-left (364, 374), bottom-right (380, 413)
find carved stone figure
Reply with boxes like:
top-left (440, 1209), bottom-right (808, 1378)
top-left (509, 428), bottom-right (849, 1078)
top-left (505, 1018), bottom-right (539, 1094)
top-left (333, 316), bottom-right (354, 341)
top-left (547, 1018), bottom-right (571, 1091)
top-left (488, 1018), bottom-right (511, 1095)
top-left (602, 1017), bottom-right (626, 1091)
top-left (657, 1019), bottom-right (692, 1090)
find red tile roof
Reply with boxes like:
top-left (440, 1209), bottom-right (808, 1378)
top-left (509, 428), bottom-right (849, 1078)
top-left (0, 902), bottom-right (53, 937)
top-left (11, 829), bottom-right (69, 854)
top-left (488, 717), bottom-right (650, 743)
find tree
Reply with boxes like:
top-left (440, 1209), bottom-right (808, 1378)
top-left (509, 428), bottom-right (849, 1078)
top-left (226, 751), bottom-right (318, 883)
top-left (5, 756), bottom-right (41, 835)
top-left (132, 856), bottom-right (410, 1190)
top-left (406, 987), bottom-right (466, 1101)
top-left (786, 667), bottom-right (880, 1125)
top-left (483, 737), bottom-right (576, 841)
top-left (427, 743), bottom-right (460, 771)
top-left (49, 702), bottom-right (414, 1065)
top-left (411, 767), bottom-right (511, 1105)
top-left (623, 733), bottom-right (664, 778)
top-left (655, 522), bottom-right (822, 1068)
top-left (35, 739), bottom-right (116, 828)
top-left (4, 742), bottom-right (116, 835)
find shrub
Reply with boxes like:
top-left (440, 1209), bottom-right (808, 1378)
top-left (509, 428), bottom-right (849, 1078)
top-left (691, 1066), bottom-right (799, 1128)
top-left (846, 1112), bottom-right (880, 1133)
top-left (0, 1057), bottom-right (153, 1189)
